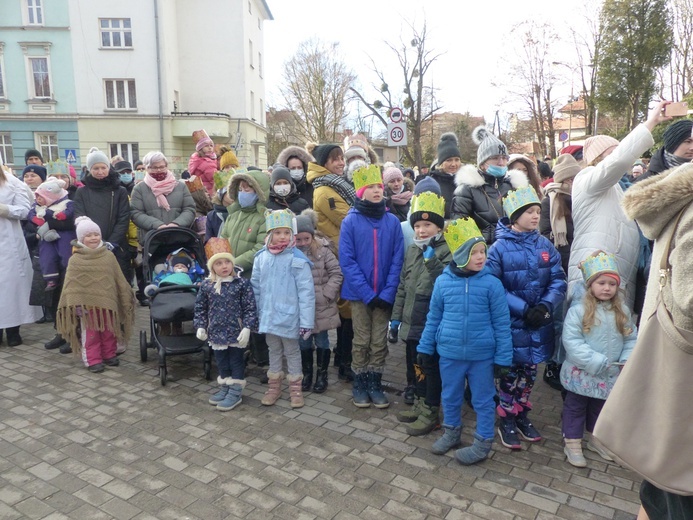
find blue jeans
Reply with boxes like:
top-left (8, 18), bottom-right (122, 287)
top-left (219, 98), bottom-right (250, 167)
top-left (299, 330), bottom-right (330, 351)
top-left (439, 357), bottom-right (495, 438)
top-left (213, 346), bottom-right (245, 380)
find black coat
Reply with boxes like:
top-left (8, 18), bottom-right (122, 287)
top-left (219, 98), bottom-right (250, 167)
top-left (539, 195), bottom-right (573, 274)
top-left (266, 190), bottom-right (311, 214)
top-left (74, 171), bottom-right (130, 247)
top-left (428, 169), bottom-right (457, 219)
top-left (295, 177), bottom-right (314, 208)
top-left (634, 147), bottom-right (668, 184)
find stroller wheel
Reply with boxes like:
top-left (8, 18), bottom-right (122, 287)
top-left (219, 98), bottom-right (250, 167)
top-left (139, 330), bottom-right (148, 362)
top-left (160, 365), bottom-right (167, 386)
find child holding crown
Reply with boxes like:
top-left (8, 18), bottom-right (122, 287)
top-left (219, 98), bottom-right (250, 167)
top-left (339, 164), bottom-right (404, 409)
top-left (486, 178), bottom-right (566, 450)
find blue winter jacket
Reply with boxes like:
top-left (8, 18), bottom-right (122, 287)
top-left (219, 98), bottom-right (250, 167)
top-left (251, 246), bottom-right (315, 339)
top-left (486, 218), bottom-right (567, 365)
top-left (417, 266), bottom-right (513, 364)
top-left (339, 208), bottom-right (405, 304)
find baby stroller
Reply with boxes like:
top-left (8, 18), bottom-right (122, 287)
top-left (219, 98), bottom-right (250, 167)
top-left (139, 227), bottom-right (212, 385)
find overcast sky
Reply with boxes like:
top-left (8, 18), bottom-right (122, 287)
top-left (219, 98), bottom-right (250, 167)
top-left (263, 0), bottom-right (599, 134)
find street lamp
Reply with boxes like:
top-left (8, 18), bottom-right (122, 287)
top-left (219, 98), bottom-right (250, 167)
top-left (552, 61), bottom-right (575, 147)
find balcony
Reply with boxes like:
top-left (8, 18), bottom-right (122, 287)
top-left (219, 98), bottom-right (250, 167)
top-left (171, 111), bottom-right (230, 138)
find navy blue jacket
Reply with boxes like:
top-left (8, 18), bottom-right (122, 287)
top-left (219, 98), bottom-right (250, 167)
top-left (486, 218), bottom-right (567, 365)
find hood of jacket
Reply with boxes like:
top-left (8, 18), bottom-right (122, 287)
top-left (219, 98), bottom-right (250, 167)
top-left (453, 164), bottom-right (520, 195)
top-left (229, 170), bottom-right (270, 204)
top-left (276, 145), bottom-right (315, 169)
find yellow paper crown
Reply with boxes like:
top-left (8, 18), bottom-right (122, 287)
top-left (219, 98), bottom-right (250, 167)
top-left (353, 164), bottom-right (383, 191)
top-left (444, 217), bottom-right (483, 253)
top-left (503, 185), bottom-right (541, 218)
top-left (265, 209), bottom-right (296, 232)
top-left (410, 191), bottom-right (446, 218)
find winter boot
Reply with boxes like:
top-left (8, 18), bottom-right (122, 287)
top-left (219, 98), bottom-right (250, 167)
top-left (516, 409), bottom-right (542, 442)
top-left (352, 372), bottom-right (371, 408)
top-left (455, 433), bottom-right (493, 465)
top-left (564, 438), bottom-right (587, 467)
top-left (301, 349), bottom-right (314, 391)
top-left (397, 396), bottom-right (423, 423)
top-left (44, 333), bottom-right (66, 350)
top-left (59, 343), bottom-right (72, 354)
top-left (6, 326), bottom-right (22, 347)
top-left (367, 371), bottom-right (389, 408)
top-left (497, 407), bottom-right (522, 449)
top-left (217, 379), bottom-right (245, 411)
top-left (403, 384), bottom-right (416, 405)
top-left (406, 402), bottom-right (441, 436)
top-left (209, 376), bottom-right (230, 405)
top-left (338, 363), bottom-right (355, 382)
top-left (585, 433), bottom-right (613, 461)
top-left (313, 349), bottom-right (330, 394)
top-left (261, 371), bottom-right (283, 406)
top-left (287, 374), bottom-right (304, 408)
top-left (431, 425), bottom-right (462, 455)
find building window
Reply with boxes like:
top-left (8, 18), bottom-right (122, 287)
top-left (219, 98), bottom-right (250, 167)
top-left (249, 40), bottom-right (254, 68)
top-left (28, 57), bottom-right (51, 98)
top-left (250, 91), bottom-right (255, 120)
top-left (25, 0), bottom-right (43, 26)
top-left (258, 17), bottom-right (261, 30)
top-left (0, 134), bottom-right (14, 165)
top-left (109, 143), bottom-right (139, 163)
top-left (0, 57), bottom-right (6, 99)
top-left (260, 98), bottom-right (264, 125)
top-left (35, 133), bottom-right (58, 162)
top-left (104, 79), bottom-right (137, 110)
top-left (100, 19), bottom-right (133, 48)
top-left (248, 1), bottom-right (252, 14)
top-left (258, 52), bottom-right (263, 78)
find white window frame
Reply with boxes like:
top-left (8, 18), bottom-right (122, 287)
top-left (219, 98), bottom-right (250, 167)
top-left (26, 55), bottom-right (52, 99)
top-left (0, 134), bottom-right (14, 166)
top-left (104, 79), bottom-right (137, 110)
top-left (35, 133), bottom-right (59, 162)
top-left (99, 18), bottom-right (133, 49)
top-left (24, 0), bottom-right (44, 26)
top-left (109, 143), bottom-right (139, 163)
top-left (249, 40), bottom-right (254, 68)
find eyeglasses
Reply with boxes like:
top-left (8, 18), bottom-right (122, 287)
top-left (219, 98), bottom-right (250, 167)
top-left (147, 165), bottom-right (168, 171)
top-left (488, 155), bottom-right (510, 163)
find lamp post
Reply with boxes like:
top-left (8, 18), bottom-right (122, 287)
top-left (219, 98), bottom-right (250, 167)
top-left (552, 61), bottom-right (575, 147)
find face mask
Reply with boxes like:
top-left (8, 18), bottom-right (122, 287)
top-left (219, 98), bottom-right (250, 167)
top-left (149, 171), bottom-right (167, 181)
top-left (120, 173), bottom-right (133, 184)
top-left (135, 170), bottom-right (146, 182)
top-left (274, 184), bottom-right (291, 197)
top-left (238, 191), bottom-right (258, 208)
top-left (486, 165), bottom-right (508, 178)
top-left (290, 168), bottom-right (304, 181)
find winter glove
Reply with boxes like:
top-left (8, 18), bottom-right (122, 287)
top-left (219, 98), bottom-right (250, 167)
top-left (422, 244), bottom-right (436, 261)
top-left (196, 328), bottom-right (207, 341)
top-left (524, 304), bottom-right (551, 329)
top-left (390, 320), bottom-right (401, 329)
top-left (494, 364), bottom-right (511, 379)
top-left (0, 203), bottom-right (9, 218)
top-left (368, 297), bottom-right (393, 311)
top-left (416, 352), bottom-right (434, 368)
top-left (236, 327), bottom-right (250, 348)
top-left (299, 328), bottom-right (312, 340)
top-left (36, 222), bottom-right (50, 239)
top-left (42, 229), bottom-right (61, 242)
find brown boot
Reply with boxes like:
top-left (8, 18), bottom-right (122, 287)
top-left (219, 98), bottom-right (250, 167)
top-left (261, 371), bottom-right (283, 406)
top-left (288, 374), bottom-right (304, 409)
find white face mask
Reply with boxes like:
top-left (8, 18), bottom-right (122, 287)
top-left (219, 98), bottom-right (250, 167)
top-left (290, 168), bottom-right (304, 181)
top-left (173, 267), bottom-right (188, 273)
top-left (274, 184), bottom-right (291, 197)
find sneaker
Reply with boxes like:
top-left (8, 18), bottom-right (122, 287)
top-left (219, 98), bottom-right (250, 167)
top-left (497, 416), bottom-right (522, 449)
top-left (103, 357), bottom-right (119, 367)
top-left (59, 343), bottom-right (72, 354)
top-left (515, 411), bottom-right (542, 442)
top-left (406, 402), bottom-right (441, 436)
top-left (44, 334), bottom-right (66, 350)
top-left (585, 434), bottom-right (613, 461)
top-left (88, 363), bottom-right (105, 373)
top-left (564, 438), bottom-right (587, 467)
top-left (403, 384), bottom-right (416, 405)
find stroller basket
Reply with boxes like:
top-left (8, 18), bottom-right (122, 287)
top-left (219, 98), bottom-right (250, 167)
top-left (149, 285), bottom-right (198, 323)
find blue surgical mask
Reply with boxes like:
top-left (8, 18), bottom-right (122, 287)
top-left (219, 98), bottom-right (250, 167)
top-left (486, 165), bottom-right (508, 178)
top-left (238, 191), bottom-right (258, 208)
top-left (120, 173), bottom-right (133, 184)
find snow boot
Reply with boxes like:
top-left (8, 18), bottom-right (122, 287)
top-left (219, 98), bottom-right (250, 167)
top-left (455, 433), bottom-right (493, 465)
top-left (313, 349), bottom-right (330, 394)
top-left (497, 406), bottom-right (522, 449)
top-left (431, 425), bottom-right (462, 455)
top-left (288, 374), bottom-right (304, 408)
top-left (564, 438), bottom-right (587, 467)
top-left (397, 396), bottom-right (422, 423)
top-left (516, 409), bottom-right (542, 442)
top-left (301, 349), bottom-right (314, 391)
top-left (405, 402), bottom-right (441, 436)
top-left (217, 379), bottom-right (245, 411)
top-left (367, 370), bottom-right (389, 408)
top-left (586, 433), bottom-right (613, 461)
top-left (261, 371), bottom-right (283, 406)
top-left (209, 376), bottom-right (230, 405)
top-left (352, 372), bottom-right (371, 408)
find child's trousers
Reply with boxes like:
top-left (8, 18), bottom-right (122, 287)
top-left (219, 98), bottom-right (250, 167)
top-left (213, 346), bottom-right (246, 380)
top-left (562, 390), bottom-right (605, 438)
top-left (39, 239), bottom-right (73, 280)
top-left (266, 333), bottom-right (301, 376)
top-left (80, 310), bottom-right (117, 367)
top-left (497, 363), bottom-right (538, 414)
top-left (439, 357), bottom-right (495, 438)
top-left (350, 301), bottom-right (390, 373)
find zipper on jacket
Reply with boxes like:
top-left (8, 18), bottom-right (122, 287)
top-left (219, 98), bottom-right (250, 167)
top-left (463, 278), bottom-right (469, 352)
top-left (373, 228), bottom-right (378, 293)
top-left (108, 191), bottom-right (114, 238)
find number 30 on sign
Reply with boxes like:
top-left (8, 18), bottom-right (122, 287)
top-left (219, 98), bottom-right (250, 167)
top-left (387, 122), bottom-right (408, 147)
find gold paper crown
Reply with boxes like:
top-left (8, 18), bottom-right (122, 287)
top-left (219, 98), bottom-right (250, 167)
top-left (444, 217), bottom-right (483, 253)
top-left (502, 185), bottom-right (541, 218)
top-left (579, 251), bottom-right (619, 284)
top-left (265, 209), bottom-right (296, 232)
top-left (410, 191), bottom-right (446, 218)
top-left (353, 164), bottom-right (383, 191)
top-left (192, 129), bottom-right (210, 143)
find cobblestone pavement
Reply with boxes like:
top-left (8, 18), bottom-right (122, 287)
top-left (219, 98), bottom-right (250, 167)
top-left (0, 307), bottom-right (641, 520)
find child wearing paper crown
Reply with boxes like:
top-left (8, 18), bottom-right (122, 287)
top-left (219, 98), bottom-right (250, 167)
top-left (392, 190), bottom-right (452, 435)
top-left (251, 209), bottom-right (315, 409)
top-left (188, 130), bottom-right (218, 196)
top-left (194, 248), bottom-right (258, 411)
top-left (417, 218), bottom-right (513, 464)
top-left (56, 217), bottom-right (134, 373)
top-left (486, 174), bottom-right (566, 450)
top-left (560, 251), bottom-right (637, 467)
top-left (27, 178), bottom-right (77, 290)
top-left (339, 164), bottom-right (405, 409)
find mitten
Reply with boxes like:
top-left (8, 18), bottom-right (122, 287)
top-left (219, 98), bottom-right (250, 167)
top-left (36, 222), bottom-right (50, 239)
top-left (299, 327), bottom-right (312, 340)
top-left (371, 297), bottom-right (393, 310)
top-left (0, 203), bottom-right (8, 218)
top-left (524, 305), bottom-right (550, 328)
top-left (43, 229), bottom-right (60, 242)
top-left (533, 304), bottom-right (551, 326)
top-left (494, 364), bottom-right (511, 379)
top-left (416, 352), bottom-right (434, 367)
top-left (236, 327), bottom-right (250, 347)
top-left (422, 244), bottom-right (435, 261)
top-left (196, 328), bottom-right (208, 341)
top-left (54, 211), bottom-right (67, 221)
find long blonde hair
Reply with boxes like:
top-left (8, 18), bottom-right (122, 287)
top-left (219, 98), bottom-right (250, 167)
top-left (582, 288), bottom-right (632, 336)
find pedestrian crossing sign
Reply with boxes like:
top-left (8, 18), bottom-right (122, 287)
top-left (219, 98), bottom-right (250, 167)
top-left (65, 149), bottom-right (77, 164)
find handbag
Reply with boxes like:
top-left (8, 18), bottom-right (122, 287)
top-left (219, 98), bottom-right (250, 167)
top-left (593, 206), bottom-right (693, 495)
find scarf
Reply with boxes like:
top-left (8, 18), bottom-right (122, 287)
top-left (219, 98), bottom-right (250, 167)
top-left (213, 275), bottom-right (235, 295)
top-left (311, 173), bottom-right (356, 206)
top-left (354, 197), bottom-right (387, 219)
top-left (543, 181), bottom-right (572, 247)
top-left (664, 150), bottom-right (691, 169)
top-left (389, 188), bottom-right (413, 206)
top-left (144, 171), bottom-right (177, 211)
top-left (55, 244), bottom-right (135, 354)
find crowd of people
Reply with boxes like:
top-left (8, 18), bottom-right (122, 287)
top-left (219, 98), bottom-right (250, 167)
top-left (2, 100), bottom-right (692, 519)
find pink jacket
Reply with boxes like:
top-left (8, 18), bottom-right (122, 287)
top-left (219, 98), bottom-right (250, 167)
top-left (188, 153), bottom-right (217, 196)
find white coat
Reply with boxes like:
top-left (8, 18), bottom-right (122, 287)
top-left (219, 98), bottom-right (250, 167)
top-left (0, 172), bottom-right (41, 328)
top-left (568, 124), bottom-right (653, 308)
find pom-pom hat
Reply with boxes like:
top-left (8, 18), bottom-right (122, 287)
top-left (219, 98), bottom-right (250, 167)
top-left (437, 133), bottom-right (461, 164)
top-left (296, 209), bottom-right (317, 235)
top-left (472, 126), bottom-right (508, 166)
top-left (35, 179), bottom-right (68, 206)
top-left (444, 218), bottom-right (486, 268)
top-left (86, 147), bottom-right (110, 170)
top-left (75, 216), bottom-right (102, 243)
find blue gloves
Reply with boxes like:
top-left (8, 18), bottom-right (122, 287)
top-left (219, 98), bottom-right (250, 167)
top-left (422, 244), bottom-right (435, 261)
top-left (390, 320), bottom-right (401, 328)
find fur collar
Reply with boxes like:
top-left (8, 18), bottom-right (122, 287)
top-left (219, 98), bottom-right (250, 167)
top-left (454, 165), bottom-right (485, 191)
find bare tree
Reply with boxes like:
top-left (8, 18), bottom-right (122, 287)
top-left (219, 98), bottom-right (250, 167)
top-left (279, 38), bottom-right (356, 143)
top-left (350, 20), bottom-right (444, 168)
top-left (657, 0), bottom-right (693, 101)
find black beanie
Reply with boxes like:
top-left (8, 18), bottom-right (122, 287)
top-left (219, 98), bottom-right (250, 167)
top-left (22, 164), bottom-right (47, 181)
top-left (270, 164), bottom-right (293, 186)
top-left (312, 144), bottom-right (341, 167)
top-left (509, 203), bottom-right (541, 224)
top-left (25, 149), bottom-right (44, 164)
top-left (436, 133), bottom-right (461, 164)
top-left (170, 254), bottom-right (192, 269)
top-left (663, 119), bottom-right (693, 154)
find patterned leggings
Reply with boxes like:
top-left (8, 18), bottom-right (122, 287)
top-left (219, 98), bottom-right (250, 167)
top-left (497, 363), bottom-right (537, 415)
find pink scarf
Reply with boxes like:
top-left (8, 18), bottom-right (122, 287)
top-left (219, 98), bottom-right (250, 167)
top-left (390, 189), bottom-right (414, 206)
top-left (144, 171), bottom-right (178, 211)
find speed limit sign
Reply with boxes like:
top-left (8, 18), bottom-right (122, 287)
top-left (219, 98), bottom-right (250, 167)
top-left (387, 122), bottom-right (408, 147)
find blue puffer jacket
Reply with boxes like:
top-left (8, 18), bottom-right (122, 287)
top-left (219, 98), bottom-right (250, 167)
top-left (339, 208), bottom-right (404, 304)
top-left (486, 218), bottom-right (567, 365)
top-left (417, 265), bottom-right (513, 364)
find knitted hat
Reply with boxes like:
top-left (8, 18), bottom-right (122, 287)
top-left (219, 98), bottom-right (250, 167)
top-left (296, 209), bottom-right (317, 235)
top-left (444, 218), bottom-right (486, 268)
top-left (207, 252), bottom-right (235, 275)
top-left (579, 250), bottom-right (621, 286)
top-left (436, 133), bottom-right (461, 164)
top-left (75, 216), bottom-right (102, 243)
top-left (86, 147), bottom-right (110, 170)
top-left (35, 179), bottom-right (68, 206)
top-left (663, 119), bottom-right (693, 154)
top-left (382, 167), bottom-right (403, 185)
top-left (169, 254), bottom-right (192, 270)
top-left (219, 149), bottom-right (240, 170)
top-left (24, 149), bottom-right (44, 164)
top-left (311, 144), bottom-right (342, 167)
top-left (270, 164), bottom-right (293, 187)
top-left (537, 161), bottom-right (553, 180)
top-left (413, 176), bottom-right (442, 196)
top-left (22, 164), bottom-right (47, 182)
top-left (584, 135), bottom-right (619, 165)
top-left (113, 160), bottom-right (133, 173)
top-left (553, 154), bottom-right (581, 183)
top-left (409, 191), bottom-right (446, 230)
top-left (344, 146), bottom-right (369, 163)
top-left (472, 126), bottom-right (508, 166)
